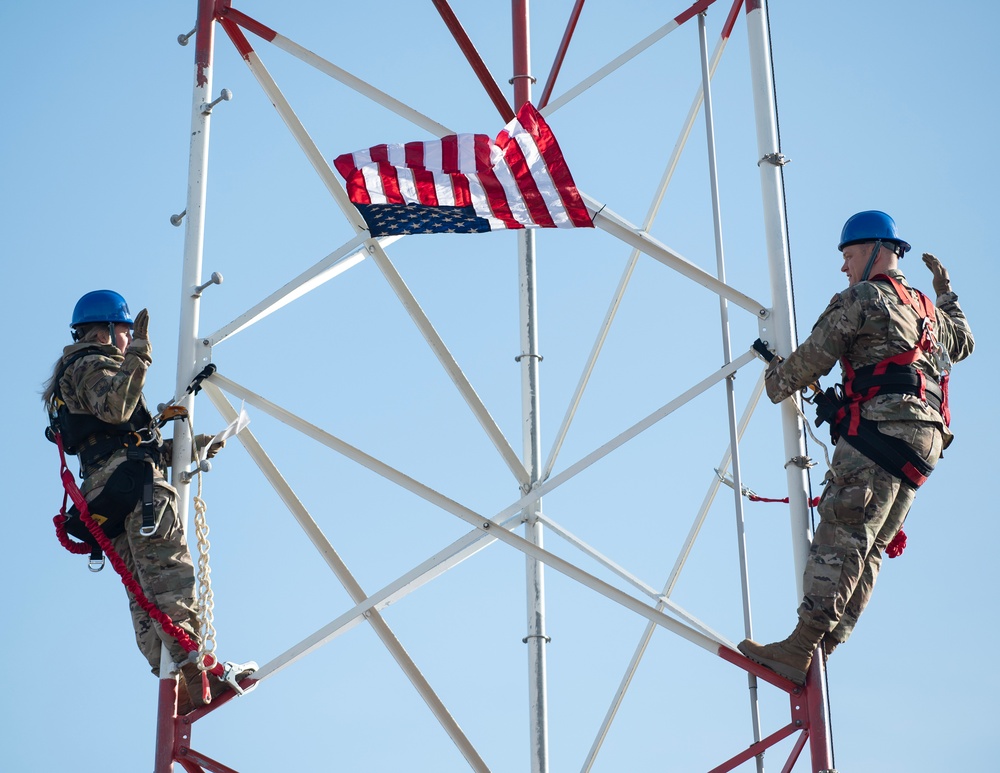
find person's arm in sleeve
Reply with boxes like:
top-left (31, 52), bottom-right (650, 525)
top-left (73, 309), bottom-right (152, 423)
top-left (922, 252), bottom-right (974, 364)
top-left (764, 293), bottom-right (858, 403)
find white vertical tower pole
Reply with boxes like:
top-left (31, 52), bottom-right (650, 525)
top-left (155, 2), bottom-right (216, 771)
top-left (744, 1), bottom-right (810, 585)
top-left (513, 2), bottom-right (548, 771)
top-left (696, 13), bottom-right (764, 771)
top-left (744, 1), bottom-right (835, 767)
top-left (172, 0), bottom-right (216, 540)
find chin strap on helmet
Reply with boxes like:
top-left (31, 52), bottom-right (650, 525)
top-left (860, 239), bottom-right (884, 282)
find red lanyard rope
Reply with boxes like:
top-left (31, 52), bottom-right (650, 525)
top-left (52, 433), bottom-right (223, 677)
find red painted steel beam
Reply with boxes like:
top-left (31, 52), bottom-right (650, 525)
top-left (217, 5), bottom-right (278, 43)
top-left (219, 15), bottom-right (254, 61)
top-left (707, 723), bottom-right (800, 773)
top-left (177, 745), bottom-right (241, 773)
top-left (714, 646), bottom-right (830, 772)
top-left (432, 0), bottom-right (515, 120)
top-left (194, 0), bottom-right (221, 87)
top-left (722, 0), bottom-right (745, 39)
top-left (717, 644), bottom-right (799, 693)
top-left (538, 0), bottom-right (585, 109)
top-left (806, 657), bottom-right (835, 772)
top-left (511, 0), bottom-right (531, 109)
top-left (154, 679), bottom-right (181, 773)
top-left (675, 0), bottom-right (721, 26)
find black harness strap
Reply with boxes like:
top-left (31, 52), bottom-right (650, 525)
top-left (847, 363), bottom-right (944, 414)
top-left (812, 388), bottom-right (934, 490)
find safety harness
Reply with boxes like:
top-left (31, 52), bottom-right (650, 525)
top-left (754, 274), bottom-right (950, 492)
top-left (47, 356), bottom-right (256, 701)
top-left (813, 275), bottom-right (949, 490)
top-left (51, 428), bottom-right (234, 694)
top-left (46, 348), bottom-right (165, 566)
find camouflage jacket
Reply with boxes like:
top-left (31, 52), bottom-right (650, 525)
top-left (765, 269), bottom-right (974, 446)
top-left (56, 338), bottom-right (174, 498)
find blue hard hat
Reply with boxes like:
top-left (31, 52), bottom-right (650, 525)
top-left (838, 210), bottom-right (911, 253)
top-left (71, 290), bottom-right (134, 328)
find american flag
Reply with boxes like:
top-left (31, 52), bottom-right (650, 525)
top-left (333, 102), bottom-right (593, 236)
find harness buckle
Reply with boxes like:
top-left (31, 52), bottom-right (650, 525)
top-left (88, 555), bottom-right (106, 572)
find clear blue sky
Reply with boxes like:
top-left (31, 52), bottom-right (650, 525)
top-left (2, 1), bottom-right (996, 771)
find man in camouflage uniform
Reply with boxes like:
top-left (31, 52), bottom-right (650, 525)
top-left (738, 212), bottom-right (974, 684)
top-left (45, 290), bottom-right (224, 712)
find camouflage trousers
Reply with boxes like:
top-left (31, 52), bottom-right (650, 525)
top-left (799, 420), bottom-right (943, 643)
top-left (110, 484), bottom-right (200, 672)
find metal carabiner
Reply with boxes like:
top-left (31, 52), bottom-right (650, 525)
top-left (156, 404), bottom-right (189, 427)
top-left (219, 660), bottom-right (259, 697)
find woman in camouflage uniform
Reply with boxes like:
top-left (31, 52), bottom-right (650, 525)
top-left (44, 290), bottom-right (221, 711)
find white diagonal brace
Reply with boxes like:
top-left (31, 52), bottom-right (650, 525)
top-left (229, 39), bottom-right (528, 486)
top-left (254, 518), bottom-right (516, 678)
top-left (537, 513), bottom-right (732, 647)
top-left (541, 18), bottom-right (684, 116)
top-left (212, 352), bottom-right (754, 558)
top-left (268, 33), bottom-right (453, 138)
top-left (583, 193), bottom-right (767, 317)
top-left (223, 7), bottom-right (452, 137)
top-left (541, 0), bottom-right (719, 116)
top-left (204, 383), bottom-right (490, 773)
top-left (543, 31), bottom-right (730, 481)
top-left (236, 43), bottom-right (368, 232)
top-left (206, 363), bottom-right (755, 666)
top-left (367, 242), bottom-right (530, 488)
top-left (581, 371), bottom-right (766, 773)
top-left (204, 234), bottom-right (395, 346)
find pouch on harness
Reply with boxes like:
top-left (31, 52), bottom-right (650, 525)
top-left (813, 387), bottom-right (936, 489)
top-left (61, 457), bottom-right (154, 551)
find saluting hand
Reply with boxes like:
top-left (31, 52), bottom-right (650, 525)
top-left (133, 308), bottom-right (150, 340)
top-left (921, 253), bottom-right (952, 295)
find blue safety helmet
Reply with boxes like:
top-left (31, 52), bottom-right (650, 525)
top-left (71, 290), bottom-right (134, 329)
top-left (838, 210), bottom-right (911, 254)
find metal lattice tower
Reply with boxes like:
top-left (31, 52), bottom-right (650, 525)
top-left (157, 1), bottom-right (836, 771)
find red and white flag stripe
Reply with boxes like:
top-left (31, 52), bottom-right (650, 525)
top-left (334, 102), bottom-right (592, 232)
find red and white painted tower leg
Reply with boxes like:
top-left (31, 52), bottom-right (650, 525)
top-left (744, 1), bottom-right (835, 770)
top-left (154, 1), bottom-right (218, 770)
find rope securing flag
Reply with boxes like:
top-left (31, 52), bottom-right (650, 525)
top-left (333, 102), bottom-right (593, 236)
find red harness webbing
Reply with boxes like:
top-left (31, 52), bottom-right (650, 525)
top-left (52, 433), bottom-right (223, 678)
top-left (838, 275), bottom-right (949, 435)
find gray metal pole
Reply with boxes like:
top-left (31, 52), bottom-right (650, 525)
top-left (519, 228), bottom-right (548, 773)
top-left (512, 4), bottom-right (548, 769)
top-left (697, 14), bottom-right (764, 771)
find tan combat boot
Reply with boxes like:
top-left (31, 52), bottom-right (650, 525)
top-left (174, 674), bottom-right (194, 715)
top-left (182, 661), bottom-right (256, 708)
top-left (737, 621), bottom-right (826, 685)
top-left (822, 634), bottom-right (841, 660)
